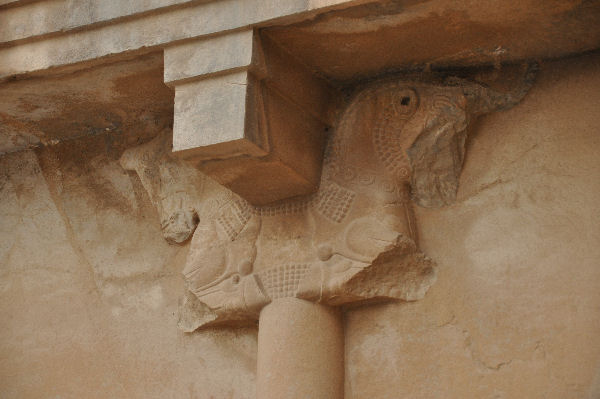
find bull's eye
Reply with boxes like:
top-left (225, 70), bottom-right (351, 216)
top-left (401, 96), bottom-right (411, 106)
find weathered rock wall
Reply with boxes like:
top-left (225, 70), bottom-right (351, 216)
top-left (0, 52), bottom-right (598, 398)
top-left (0, 136), bottom-right (257, 398)
top-left (345, 52), bottom-right (600, 399)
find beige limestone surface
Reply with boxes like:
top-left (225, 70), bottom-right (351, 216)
top-left (0, 0), bottom-right (195, 43)
top-left (345, 53), bottom-right (600, 399)
top-left (0, 52), bottom-right (172, 156)
top-left (0, 131), bottom-right (257, 398)
top-left (0, 45), bottom-right (599, 399)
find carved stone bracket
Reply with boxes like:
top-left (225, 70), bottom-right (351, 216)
top-left (121, 66), bottom-right (536, 332)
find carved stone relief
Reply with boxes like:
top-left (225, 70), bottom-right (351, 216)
top-left (120, 130), bottom-right (203, 244)
top-left (122, 66), bottom-right (536, 331)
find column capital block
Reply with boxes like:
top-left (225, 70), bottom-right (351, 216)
top-left (164, 30), bottom-right (339, 205)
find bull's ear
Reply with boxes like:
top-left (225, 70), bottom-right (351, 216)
top-left (407, 108), bottom-right (468, 208)
top-left (446, 62), bottom-right (538, 114)
top-left (177, 289), bottom-right (218, 332)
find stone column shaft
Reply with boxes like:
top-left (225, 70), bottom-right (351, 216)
top-left (256, 298), bottom-right (344, 399)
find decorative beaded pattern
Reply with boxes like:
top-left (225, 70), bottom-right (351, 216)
top-left (216, 197), bottom-right (252, 241)
top-left (257, 264), bottom-right (310, 299)
top-left (252, 199), bottom-right (311, 217)
top-left (372, 89), bottom-right (418, 181)
top-left (315, 182), bottom-right (355, 223)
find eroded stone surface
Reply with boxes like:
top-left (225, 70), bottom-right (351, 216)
top-left (0, 52), bottom-right (173, 157)
top-left (0, 130), bottom-right (256, 399)
top-left (120, 129), bottom-right (203, 244)
top-left (344, 52), bottom-right (600, 399)
top-left (264, 0), bottom-right (600, 83)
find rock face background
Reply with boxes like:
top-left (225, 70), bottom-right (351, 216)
top-left (0, 132), bottom-right (257, 398)
top-left (346, 53), bottom-right (600, 399)
top-left (0, 52), bottom-right (599, 398)
top-left (0, 55), bottom-right (257, 398)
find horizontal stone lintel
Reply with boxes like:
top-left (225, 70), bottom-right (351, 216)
top-left (0, 0), bottom-right (368, 79)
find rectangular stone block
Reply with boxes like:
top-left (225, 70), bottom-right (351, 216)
top-left (198, 81), bottom-right (328, 204)
top-left (168, 30), bottom-right (339, 205)
top-left (172, 70), bottom-right (268, 160)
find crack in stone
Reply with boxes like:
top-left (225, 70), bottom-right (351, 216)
top-left (503, 142), bottom-right (540, 170)
top-left (457, 177), bottom-right (512, 204)
top-left (434, 315), bottom-right (516, 372)
top-left (416, 311), bottom-right (549, 375)
top-left (461, 327), bottom-right (514, 372)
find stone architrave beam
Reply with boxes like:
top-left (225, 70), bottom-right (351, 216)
top-left (164, 30), bottom-right (339, 205)
top-left (0, 0), bottom-right (369, 79)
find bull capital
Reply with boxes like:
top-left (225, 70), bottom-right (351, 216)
top-left (122, 66), bottom-right (536, 330)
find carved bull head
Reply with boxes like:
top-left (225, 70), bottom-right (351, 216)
top-left (399, 65), bottom-right (537, 208)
